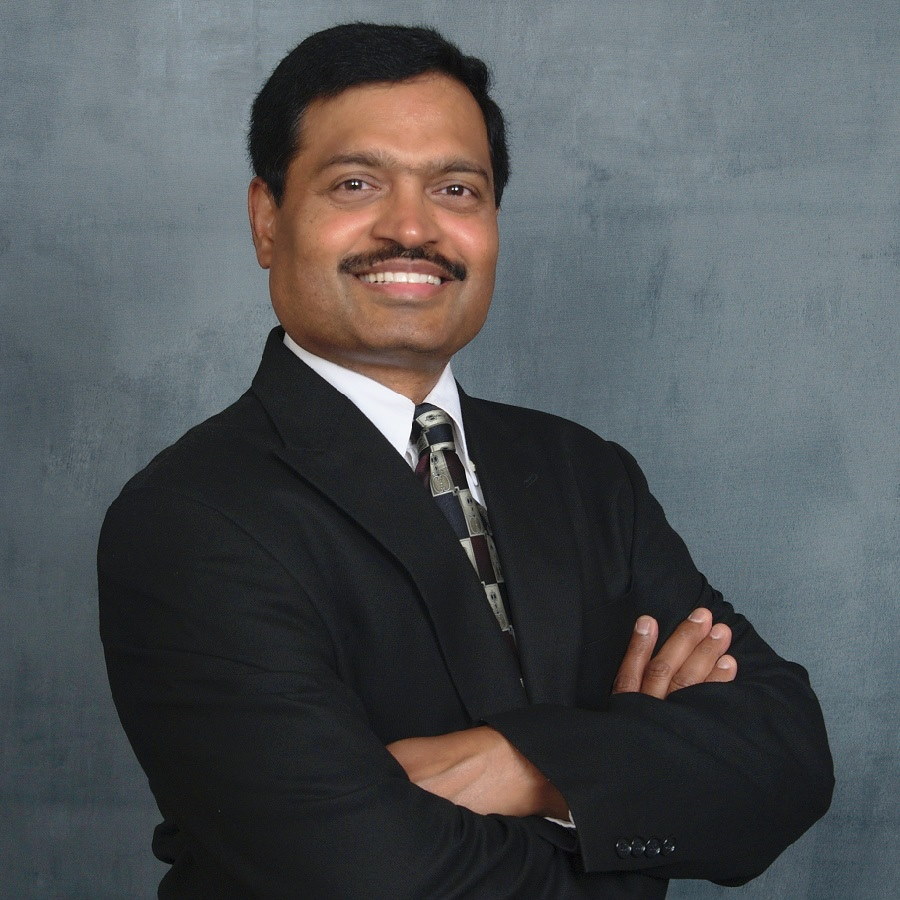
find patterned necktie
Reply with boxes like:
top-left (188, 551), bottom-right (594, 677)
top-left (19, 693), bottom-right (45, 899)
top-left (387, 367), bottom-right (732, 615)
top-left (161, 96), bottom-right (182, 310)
top-left (411, 404), bottom-right (518, 652)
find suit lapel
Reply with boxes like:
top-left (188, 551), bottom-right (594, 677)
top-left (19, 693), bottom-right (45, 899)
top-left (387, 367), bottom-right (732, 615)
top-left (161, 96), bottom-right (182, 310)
top-left (461, 394), bottom-right (584, 706)
top-left (250, 330), bottom-right (527, 721)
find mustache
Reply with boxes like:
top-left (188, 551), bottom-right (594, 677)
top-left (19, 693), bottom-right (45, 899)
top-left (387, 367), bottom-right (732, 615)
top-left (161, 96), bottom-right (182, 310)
top-left (338, 243), bottom-right (467, 282)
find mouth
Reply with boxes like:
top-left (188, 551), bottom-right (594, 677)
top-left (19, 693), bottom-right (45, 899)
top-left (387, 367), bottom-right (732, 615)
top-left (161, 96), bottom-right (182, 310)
top-left (345, 257), bottom-right (461, 301)
top-left (356, 271), bottom-right (445, 286)
top-left (350, 265), bottom-right (450, 301)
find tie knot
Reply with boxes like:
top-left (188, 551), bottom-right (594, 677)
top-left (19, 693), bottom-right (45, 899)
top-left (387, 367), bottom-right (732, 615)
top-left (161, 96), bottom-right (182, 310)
top-left (412, 403), bottom-right (456, 452)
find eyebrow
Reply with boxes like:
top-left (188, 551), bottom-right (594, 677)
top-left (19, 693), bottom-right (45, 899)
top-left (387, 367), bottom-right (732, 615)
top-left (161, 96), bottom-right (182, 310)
top-left (316, 150), bottom-right (492, 184)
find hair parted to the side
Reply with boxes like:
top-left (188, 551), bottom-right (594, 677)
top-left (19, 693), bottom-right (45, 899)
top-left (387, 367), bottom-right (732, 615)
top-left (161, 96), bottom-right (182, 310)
top-left (248, 23), bottom-right (509, 207)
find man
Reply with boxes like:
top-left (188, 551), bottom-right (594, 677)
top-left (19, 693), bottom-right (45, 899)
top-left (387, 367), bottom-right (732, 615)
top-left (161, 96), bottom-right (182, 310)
top-left (99, 23), bottom-right (833, 898)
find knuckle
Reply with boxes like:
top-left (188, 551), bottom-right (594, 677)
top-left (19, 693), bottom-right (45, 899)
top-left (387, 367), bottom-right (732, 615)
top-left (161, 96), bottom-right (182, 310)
top-left (644, 658), bottom-right (672, 680)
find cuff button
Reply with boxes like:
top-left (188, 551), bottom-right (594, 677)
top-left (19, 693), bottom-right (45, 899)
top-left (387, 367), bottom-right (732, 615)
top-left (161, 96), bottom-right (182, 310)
top-left (615, 839), bottom-right (631, 859)
top-left (645, 838), bottom-right (661, 858)
top-left (630, 837), bottom-right (646, 858)
top-left (662, 837), bottom-right (676, 855)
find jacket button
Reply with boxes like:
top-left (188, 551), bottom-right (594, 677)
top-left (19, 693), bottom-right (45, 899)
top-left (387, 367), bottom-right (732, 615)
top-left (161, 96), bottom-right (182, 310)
top-left (662, 837), bottom-right (676, 855)
top-left (615, 839), bottom-right (631, 858)
top-left (630, 837), bottom-right (646, 857)
top-left (645, 838), bottom-right (661, 858)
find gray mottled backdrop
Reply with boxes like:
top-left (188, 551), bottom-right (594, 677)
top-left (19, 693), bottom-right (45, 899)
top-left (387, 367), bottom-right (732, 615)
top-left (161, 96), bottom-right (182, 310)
top-left (2, 1), bottom-right (897, 897)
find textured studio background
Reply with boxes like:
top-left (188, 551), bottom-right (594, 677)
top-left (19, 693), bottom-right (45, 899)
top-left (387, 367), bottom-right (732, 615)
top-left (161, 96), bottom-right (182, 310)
top-left (1, 1), bottom-right (897, 897)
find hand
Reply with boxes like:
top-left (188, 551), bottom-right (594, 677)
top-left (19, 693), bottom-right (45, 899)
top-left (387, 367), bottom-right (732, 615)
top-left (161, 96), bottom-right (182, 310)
top-left (386, 725), bottom-right (569, 819)
top-left (612, 607), bottom-right (737, 699)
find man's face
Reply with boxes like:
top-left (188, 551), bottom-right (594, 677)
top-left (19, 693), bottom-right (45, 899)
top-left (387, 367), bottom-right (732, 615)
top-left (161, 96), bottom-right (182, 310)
top-left (249, 73), bottom-right (500, 387)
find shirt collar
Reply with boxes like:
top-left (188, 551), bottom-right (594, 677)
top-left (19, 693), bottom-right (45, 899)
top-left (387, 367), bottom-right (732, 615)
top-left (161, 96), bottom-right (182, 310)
top-left (282, 332), bottom-right (471, 464)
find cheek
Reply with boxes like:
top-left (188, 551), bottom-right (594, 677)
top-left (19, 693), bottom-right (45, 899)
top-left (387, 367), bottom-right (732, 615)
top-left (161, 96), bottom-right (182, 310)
top-left (457, 220), bottom-right (499, 275)
top-left (296, 209), bottom-right (375, 260)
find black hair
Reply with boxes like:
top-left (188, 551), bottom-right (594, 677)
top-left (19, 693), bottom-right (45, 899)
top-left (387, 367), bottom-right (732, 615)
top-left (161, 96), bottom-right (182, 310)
top-left (248, 23), bottom-right (509, 206)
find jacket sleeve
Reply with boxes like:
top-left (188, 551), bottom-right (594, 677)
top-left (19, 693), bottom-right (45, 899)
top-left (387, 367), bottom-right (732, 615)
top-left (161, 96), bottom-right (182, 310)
top-left (100, 487), bottom-right (644, 898)
top-left (487, 442), bottom-right (834, 885)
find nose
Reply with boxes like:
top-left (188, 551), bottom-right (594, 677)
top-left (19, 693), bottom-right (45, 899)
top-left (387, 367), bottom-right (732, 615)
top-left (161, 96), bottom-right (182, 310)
top-left (371, 181), bottom-right (440, 248)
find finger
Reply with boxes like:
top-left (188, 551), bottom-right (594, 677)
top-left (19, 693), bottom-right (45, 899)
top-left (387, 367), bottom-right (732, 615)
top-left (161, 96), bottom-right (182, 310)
top-left (640, 607), bottom-right (713, 699)
top-left (704, 653), bottom-right (737, 684)
top-left (611, 616), bottom-right (658, 694)
top-left (667, 622), bottom-right (733, 694)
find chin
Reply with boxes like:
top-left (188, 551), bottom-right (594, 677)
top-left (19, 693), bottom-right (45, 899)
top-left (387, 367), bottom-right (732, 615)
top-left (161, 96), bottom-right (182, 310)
top-left (350, 335), bottom-right (454, 370)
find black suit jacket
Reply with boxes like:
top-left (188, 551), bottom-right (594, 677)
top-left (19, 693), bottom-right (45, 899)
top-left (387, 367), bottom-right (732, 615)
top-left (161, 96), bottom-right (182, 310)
top-left (99, 328), bottom-right (832, 897)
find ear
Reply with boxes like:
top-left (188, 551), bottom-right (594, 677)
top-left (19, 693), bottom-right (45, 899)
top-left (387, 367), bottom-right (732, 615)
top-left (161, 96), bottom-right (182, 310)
top-left (248, 176), bottom-right (278, 269)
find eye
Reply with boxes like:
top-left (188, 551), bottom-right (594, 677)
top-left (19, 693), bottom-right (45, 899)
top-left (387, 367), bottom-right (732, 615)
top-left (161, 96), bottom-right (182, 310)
top-left (336, 178), bottom-right (373, 192)
top-left (327, 177), bottom-right (380, 204)
top-left (440, 183), bottom-right (474, 197)
top-left (434, 183), bottom-right (483, 209)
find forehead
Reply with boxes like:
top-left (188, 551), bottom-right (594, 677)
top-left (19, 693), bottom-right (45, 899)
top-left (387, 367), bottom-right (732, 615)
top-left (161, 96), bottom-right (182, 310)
top-left (295, 74), bottom-right (492, 169)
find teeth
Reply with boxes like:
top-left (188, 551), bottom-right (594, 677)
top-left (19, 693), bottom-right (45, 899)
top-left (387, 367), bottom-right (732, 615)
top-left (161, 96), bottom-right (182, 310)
top-left (358, 272), bottom-right (443, 285)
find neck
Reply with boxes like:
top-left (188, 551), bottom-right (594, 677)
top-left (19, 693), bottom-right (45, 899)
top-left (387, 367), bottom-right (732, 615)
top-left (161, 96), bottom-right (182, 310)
top-left (342, 361), bottom-right (443, 404)
top-left (282, 332), bottom-right (448, 403)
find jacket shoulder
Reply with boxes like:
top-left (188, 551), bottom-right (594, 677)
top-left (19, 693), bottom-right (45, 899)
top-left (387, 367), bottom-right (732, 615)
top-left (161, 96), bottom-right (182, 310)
top-left (464, 395), bottom-right (632, 470)
top-left (111, 390), bottom-right (277, 508)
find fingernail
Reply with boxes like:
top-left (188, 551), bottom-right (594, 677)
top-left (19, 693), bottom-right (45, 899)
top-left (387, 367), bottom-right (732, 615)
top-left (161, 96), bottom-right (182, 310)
top-left (688, 608), bottom-right (707, 623)
top-left (710, 624), bottom-right (727, 640)
top-left (635, 616), bottom-right (652, 635)
top-left (716, 657), bottom-right (733, 669)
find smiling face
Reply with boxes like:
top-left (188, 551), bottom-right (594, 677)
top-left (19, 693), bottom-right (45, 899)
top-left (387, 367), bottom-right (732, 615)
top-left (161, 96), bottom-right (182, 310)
top-left (248, 73), bottom-right (500, 399)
